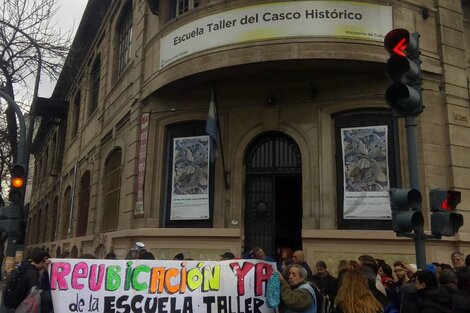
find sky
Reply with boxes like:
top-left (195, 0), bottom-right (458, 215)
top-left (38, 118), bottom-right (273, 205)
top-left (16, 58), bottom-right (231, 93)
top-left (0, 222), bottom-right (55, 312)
top-left (38, 0), bottom-right (89, 97)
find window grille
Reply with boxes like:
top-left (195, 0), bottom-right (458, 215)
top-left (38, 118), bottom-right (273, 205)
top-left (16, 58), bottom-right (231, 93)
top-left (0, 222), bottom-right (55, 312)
top-left (117, 4), bottom-right (132, 76)
top-left (102, 149), bottom-right (122, 231)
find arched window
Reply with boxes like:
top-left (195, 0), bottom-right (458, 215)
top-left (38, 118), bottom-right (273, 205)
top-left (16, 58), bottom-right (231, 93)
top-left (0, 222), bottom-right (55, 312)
top-left (116, 1), bottom-right (133, 77)
top-left (50, 196), bottom-right (58, 241)
top-left (62, 186), bottom-right (72, 239)
top-left (77, 171), bottom-right (91, 236)
top-left (102, 149), bottom-right (122, 231)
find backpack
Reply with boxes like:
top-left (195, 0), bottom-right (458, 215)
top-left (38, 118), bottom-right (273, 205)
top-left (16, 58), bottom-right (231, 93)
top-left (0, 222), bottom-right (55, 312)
top-left (309, 282), bottom-right (333, 313)
top-left (2, 266), bottom-right (24, 308)
top-left (15, 286), bottom-right (42, 313)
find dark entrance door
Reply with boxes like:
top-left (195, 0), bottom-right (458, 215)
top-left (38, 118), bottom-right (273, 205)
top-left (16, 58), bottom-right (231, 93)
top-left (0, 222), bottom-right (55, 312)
top-left (244, 132), bottom-right (302, 258)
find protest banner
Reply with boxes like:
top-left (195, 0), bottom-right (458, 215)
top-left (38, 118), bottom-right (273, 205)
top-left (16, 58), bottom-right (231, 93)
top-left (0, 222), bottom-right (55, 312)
top-left (49, 259), bottom-right (276, 313)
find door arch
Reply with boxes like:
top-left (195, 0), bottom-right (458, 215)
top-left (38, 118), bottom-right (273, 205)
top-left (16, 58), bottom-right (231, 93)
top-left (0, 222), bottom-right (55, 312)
top-left (244, 132), bottom-right (302, 258)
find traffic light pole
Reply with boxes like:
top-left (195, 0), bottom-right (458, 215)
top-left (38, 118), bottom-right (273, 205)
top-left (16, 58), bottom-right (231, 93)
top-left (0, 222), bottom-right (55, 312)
top-left (405, 116), bottom-right (426, 269)
top-left (0, 89), bottom-right (26, 273)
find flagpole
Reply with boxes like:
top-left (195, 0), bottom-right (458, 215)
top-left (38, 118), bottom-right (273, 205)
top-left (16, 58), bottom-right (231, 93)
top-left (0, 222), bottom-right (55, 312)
top-left (212, 84), bottom-right (230, 189)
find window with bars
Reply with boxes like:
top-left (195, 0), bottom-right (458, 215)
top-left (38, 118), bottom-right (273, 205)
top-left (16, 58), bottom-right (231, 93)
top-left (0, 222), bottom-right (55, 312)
top-left (61, 186), bottom-right (72, 239)
top-left (77, 171), bottom-right (91, 237)
top-left (89, 57), bottom-right (100, 117)
top-left (71, 91), bottom-right (81, 139)
top-left (334, 109), bottom-right (399, 230)
top-left (116, 2), bottom-right (133, 77)
top-left (42, 205), bottom-right (48, 243)
top-left (102, 149), bottom-right (122, 231)
top-left (170, 0), bottom-right (199, 18)
top-left (50, 196), bottom-right (58, 242)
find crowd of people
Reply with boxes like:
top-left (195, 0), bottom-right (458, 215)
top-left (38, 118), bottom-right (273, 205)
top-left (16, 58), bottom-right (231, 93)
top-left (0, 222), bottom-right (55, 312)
top-left (3, 244), bottom-right (470, 313)
top-left (251, 246), bottom-right (470, 313)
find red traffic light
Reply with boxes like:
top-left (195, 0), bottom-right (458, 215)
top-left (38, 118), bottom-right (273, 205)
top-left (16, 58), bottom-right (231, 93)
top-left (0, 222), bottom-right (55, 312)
top-left (430, 189), bottom-right (461, 212)
top-left (384, 29), bottom-right (418, 58)
top-left (441, 190), bottom-right (461, 211)
top-left (392, 38), bottom-right (407, 57)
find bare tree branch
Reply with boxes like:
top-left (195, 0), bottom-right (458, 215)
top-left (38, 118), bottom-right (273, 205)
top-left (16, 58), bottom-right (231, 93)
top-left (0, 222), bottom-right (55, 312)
top-left (0, 0), bottom-right (71, 191)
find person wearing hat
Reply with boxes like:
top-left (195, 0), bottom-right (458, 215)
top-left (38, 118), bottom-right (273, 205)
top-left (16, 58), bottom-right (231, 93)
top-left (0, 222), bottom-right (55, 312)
top-left (220, 252), bottom-right (235, 260)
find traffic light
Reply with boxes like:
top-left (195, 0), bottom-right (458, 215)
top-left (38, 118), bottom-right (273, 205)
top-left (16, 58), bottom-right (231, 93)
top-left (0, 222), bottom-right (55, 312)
top-left (384, 29), bottom-right (423, 116)
top-left (430, 189), bottom-right (463, 237)
top-left (0, 205), bottom-right (21, 233)
top-left (9, 163), bottom-right (25, 206)
top-left (389, 188), bottom-right (424, 234)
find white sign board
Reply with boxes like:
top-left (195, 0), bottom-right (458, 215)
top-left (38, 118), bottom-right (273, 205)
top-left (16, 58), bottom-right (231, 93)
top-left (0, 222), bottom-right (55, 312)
top-left (160, 1), bottom-right (393, 69)
top-left (50, 259), bottom-right (276, 313)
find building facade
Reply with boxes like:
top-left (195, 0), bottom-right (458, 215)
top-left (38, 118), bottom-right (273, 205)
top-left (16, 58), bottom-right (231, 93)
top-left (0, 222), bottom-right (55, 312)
top-left (27, 0), bottom-right (470, 267)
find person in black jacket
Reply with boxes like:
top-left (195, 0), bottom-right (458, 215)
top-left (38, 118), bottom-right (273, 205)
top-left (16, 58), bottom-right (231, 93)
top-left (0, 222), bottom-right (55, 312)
top-left (17, 248), bottom-right (53, 313)
top-left (312, 260), bottom-right (337, 302)
top-left (415, 270), bottom-right (452, 313)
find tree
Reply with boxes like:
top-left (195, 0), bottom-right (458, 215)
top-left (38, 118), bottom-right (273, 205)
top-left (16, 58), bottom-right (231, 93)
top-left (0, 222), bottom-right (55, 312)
top-left (0, 0), bottom-right (72, 190)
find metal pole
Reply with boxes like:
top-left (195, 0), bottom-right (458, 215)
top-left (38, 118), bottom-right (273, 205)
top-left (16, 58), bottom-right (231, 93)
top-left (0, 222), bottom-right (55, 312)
top-left (405, 116), bottom-right (426, 269)
top-left (0, 90), bottom-right (26, 279)
top-left (0, 20), bottom-right (42, 257)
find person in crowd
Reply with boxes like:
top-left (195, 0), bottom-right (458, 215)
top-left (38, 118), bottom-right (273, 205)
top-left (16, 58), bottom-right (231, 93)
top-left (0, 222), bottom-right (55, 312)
top-left (451, 252), bottom-right (466, 270)
top-left (376, 259), bottom-right (397, 305)
top-left (415, 270), bottom-right (453, 313)
top-left (220, 252), bottom-right (236, 260)
top-left (139, 251), bottom-right (155, 260)
top-left (400, 263), bottom-right (419, 313)
top-left (278, 246), bottom-right (294, 274)
top-left (13, 248), bottom-right (53, 313)
top-left (358, 255), bottom-right (386, 296)
top-left (78, 253), bottom-right (96, 259)
top-left (425, 264), bottom-right (437, 275)
top-left (104, 251), bottom-right (117, 259)
top-left (456, 267), bottom-right (470, 297)
top-left (312, 260), bottom-right (337, 302)
top-left (334, 269), bottom-right (383, 313)
top-left (388, 261), bottom-right (408, 309)
top-left (348, 260), bottom-right (360, 270)
top-left (377, 259), bottom-right (394, 287)
top-left (126, 242), bottom-right (146, 259)
top-left (359, 264), bottom-right (392, 310)
top-left (279, 263), bottom-right (317, 313)
top-left (337, 260), bottom-right (354, 288)
top-left (440, 263), bottom-right (452, 270)
top-left (59, 251), bottom-right (71, 258)
top-left (439, 268), bottom-right (459, 295)
top-left (173, 253), bottom-right (185, 260)
top-left (292, 250), bottom-right (314, 281)
top-left (432, 262), bottom-right (442, 278)
top-left (450, 252), bottom-right (470, 296)
top-left (251, 246), bottom-right (275, 262)
top-left (337, 260), bottom-right (349, 276)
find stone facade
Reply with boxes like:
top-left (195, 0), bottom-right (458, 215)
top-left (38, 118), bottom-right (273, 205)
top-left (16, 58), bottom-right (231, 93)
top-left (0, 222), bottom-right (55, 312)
top-left (27, 0), bottom-right (470, 268)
